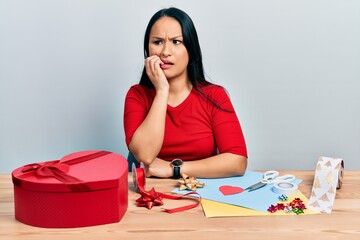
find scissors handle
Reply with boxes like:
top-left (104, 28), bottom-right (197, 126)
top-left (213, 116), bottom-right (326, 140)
top-left (272, 174), bottom-right (295, 183)
top-left (261, 171), bottom-right (295, 184)
top-left (261, 170), bottom-right (279, 182)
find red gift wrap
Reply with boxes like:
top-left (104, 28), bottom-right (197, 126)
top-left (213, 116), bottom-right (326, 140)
top-left (12, 150), bottom-right (128, 228)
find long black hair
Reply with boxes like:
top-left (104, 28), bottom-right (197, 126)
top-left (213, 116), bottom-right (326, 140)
top-left (139, 7), bottom-right (231, 111)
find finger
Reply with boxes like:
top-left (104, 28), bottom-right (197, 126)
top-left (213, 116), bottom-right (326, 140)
top-left (150, 58), bottom-right (164, 80)
top-left (145, 56), bottom-right (159, 76)
top-left (150, 57), bottom-right (162, 74)
top-left (145, 56), bottom-right (156, 69)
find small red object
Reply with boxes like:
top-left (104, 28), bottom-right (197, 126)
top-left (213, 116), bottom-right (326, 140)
top-left (267, 204), bottom-right (277, 213)
top-left (219, 185), bottom-right (244, 196)
top-left (136, 187), bottom-right (164, 209)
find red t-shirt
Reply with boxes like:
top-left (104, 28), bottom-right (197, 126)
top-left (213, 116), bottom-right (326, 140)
top-left (124, 84), bottom-right (247, 161)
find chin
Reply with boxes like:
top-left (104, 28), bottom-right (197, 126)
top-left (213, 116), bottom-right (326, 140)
top-left (164, 72), bottom-right (175, 79)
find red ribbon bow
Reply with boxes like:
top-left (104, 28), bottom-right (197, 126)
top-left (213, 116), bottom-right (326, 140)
top-left (22, 160), bottom-right (84, 184)
top-left (22, 160), bottom-right (69, 176)
top-left (18, 151), bottom-right (111, 191)
top-left (133, 167), bottom-right (201, 213)
top-left (136, 187), bottom-right (164, 209)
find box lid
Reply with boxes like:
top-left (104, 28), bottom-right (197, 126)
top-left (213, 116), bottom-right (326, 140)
top-left (12, 150), bottom-right (128, 193)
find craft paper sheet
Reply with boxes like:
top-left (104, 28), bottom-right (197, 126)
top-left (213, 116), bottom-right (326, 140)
top-left (172, 170), bottom-right (302, 212)
top-left (201, 190), bottom-right (320, 217)
top-left (308, 156), bottom-right (344, 213)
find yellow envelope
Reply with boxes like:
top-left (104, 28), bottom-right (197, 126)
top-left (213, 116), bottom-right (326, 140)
top-left (201, 190), bottom-right (320, 217)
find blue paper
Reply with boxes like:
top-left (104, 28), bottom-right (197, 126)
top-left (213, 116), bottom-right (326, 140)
top-left (172, 170), bottom-right (302, 212)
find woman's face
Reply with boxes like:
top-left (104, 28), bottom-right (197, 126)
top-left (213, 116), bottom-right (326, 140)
top-left (148, 17), bottom-right (189, 81)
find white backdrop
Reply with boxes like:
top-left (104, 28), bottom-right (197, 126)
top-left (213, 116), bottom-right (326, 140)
top-left (1, 0), bottom-right (359, 173)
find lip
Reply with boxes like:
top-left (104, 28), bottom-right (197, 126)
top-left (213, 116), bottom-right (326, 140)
top-left (161, 59), bottom-right (174, 65)
top-left (160, 59), bottom-right (174, 69)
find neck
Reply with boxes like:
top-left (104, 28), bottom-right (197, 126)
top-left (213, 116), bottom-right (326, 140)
top-left (169, 79), bottom-right (192, 94)
top-left (167, 77), bottom-right (193, 107)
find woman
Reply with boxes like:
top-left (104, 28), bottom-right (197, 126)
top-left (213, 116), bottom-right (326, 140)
top-left (124, 7), bottom-right (247, 178)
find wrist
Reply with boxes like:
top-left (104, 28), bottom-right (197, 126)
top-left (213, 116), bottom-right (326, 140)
top-left (155, 85), bottom-right (169, 95)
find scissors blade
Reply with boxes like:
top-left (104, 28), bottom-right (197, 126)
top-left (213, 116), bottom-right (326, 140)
top-left (245, 182), bottom-right (267, 192)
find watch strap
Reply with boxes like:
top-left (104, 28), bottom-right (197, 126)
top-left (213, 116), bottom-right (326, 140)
top-left (173, 166), bottom-right (181, 179)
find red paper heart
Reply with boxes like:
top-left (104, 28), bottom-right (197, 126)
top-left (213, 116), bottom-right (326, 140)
top-left (219, 185), bottom-right (244, 196)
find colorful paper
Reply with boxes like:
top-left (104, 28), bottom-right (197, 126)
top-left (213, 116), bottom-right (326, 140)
top-left (172, 170), bottom-right (302, 212)
top-left (201, 190), bottom-right (320, 217)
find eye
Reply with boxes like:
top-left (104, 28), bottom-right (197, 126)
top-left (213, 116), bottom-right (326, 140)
top-left (173, 40), bottom-right (182, 45)
top-left (153, 40), bottom-right (163, 45)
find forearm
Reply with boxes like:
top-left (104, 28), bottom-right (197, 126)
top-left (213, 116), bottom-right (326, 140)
top-left (146, 153), bottom-right (247, 178)
top-left (181, 153), bottom-right (247, 178)
top-left (129, 90), bottom-right (168, 164)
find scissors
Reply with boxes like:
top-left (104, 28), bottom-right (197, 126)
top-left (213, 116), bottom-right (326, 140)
top-left (245, 170), bottom-right (295, 192)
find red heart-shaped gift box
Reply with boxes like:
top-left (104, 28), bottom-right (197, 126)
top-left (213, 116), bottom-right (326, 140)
top-left (12, 150), bottom-right (128, 228)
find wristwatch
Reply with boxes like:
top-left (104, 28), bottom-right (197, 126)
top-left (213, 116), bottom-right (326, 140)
top-left (170, 158), bottom-right (183, 179)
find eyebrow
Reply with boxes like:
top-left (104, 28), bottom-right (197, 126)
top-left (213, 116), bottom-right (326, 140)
top-left (151, 35), bottom-right (183, 40)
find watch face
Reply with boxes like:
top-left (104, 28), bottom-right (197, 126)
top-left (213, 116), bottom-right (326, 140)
top-left (171, 159), bottom-right (183, 167)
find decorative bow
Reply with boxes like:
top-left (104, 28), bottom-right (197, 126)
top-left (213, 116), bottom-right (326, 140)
top-left (133, 167), bottom-right (202, 213)
top-left (178, 173), bottom-right (205, 191)
top-left (22, 160), bottom-right (67, 176)
top-left (22, 160), bottom-right (84, 184)
top-left (136, 187), bottom-right (164, 209)
top-left (18, 151), bottom-right (111, 191)
top-left (267, 197), bottom-right (306, 215)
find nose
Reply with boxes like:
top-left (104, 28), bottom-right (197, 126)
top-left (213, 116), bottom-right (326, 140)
top-left (161, 42), bottom-right (171, 57)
